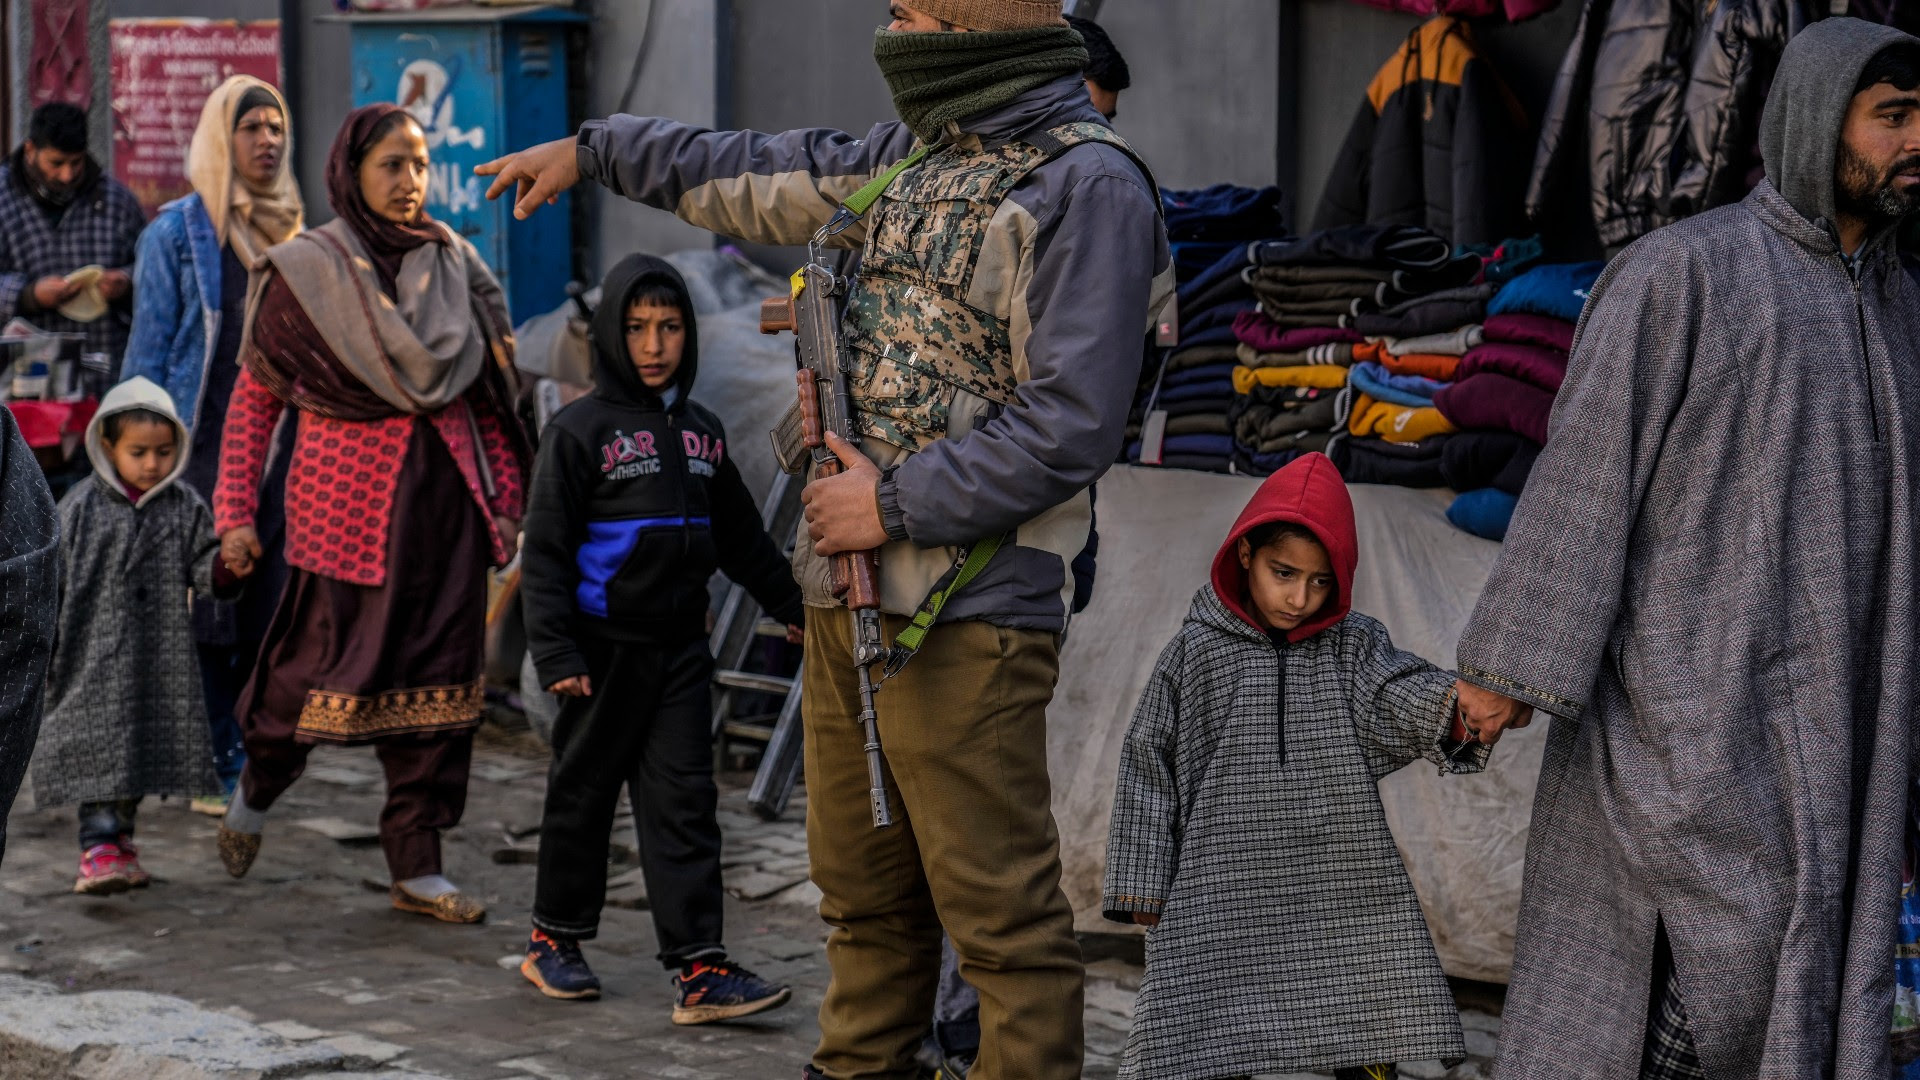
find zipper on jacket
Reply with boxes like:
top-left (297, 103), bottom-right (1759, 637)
top-left (1270, 637), bottom-right (1287, 764)
top-left (1843, 258), bottom-right (1883, 444)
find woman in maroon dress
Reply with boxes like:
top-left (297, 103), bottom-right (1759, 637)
top-left (212, 104), bottom-right (528, 923)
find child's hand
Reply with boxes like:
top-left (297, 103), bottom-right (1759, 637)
top-left (494, 515), bottom-right (520, 561)
top-left (1454, 679), bottom-right (1532, 745)
top-left (1131, 912), bottom-right (1160, 928)
top-left (548, 675), bottom-right (592, 697)
top-left (786, 624), bottom-right (805, 645)
top-left (220, 526), bottom-right (262, 578)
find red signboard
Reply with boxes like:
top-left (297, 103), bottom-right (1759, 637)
top-left (108, 19), bottom-right (283, 215)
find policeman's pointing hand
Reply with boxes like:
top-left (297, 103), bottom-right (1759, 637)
top-left (474, 136), bottom-right (580, 221)
top-left (803, 432), bottom-right (888, 557)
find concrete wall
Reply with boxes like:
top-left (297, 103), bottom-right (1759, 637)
top-left (720, 0), bottom-right (1280, 265)
top-left (1094, 0), bottom-right (1280, 191)
top-left (581, 0), bottom-right (718, 277)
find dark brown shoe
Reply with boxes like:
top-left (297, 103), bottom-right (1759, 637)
top-left (216, 825), bottom-right (260, 878)
top-left (390, 884), bottom-right (487, 924)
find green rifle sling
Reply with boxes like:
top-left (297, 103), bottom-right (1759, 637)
top-left (841, 144), bottom-right (932, 221)
top-left (884, 533), bottom-right (1006, 677)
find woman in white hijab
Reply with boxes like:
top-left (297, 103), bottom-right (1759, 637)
top-left (123, 75), bottom-right (304, 814)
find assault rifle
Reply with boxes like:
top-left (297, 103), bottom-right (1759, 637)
top-left (761, 259), bottom-right (895, 830)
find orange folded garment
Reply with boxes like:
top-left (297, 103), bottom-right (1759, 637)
top-left (1346, 392), bottom-right (1458, 443)
top-left (1233, 365), bottom-right (1352, 393)
top-left (1379, 351), bottom-right (1461, 381)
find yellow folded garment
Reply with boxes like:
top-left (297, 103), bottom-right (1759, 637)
top-left (1346, 393), bottom-right (1457, 443)
top-left (1232, 365), bottom-right (1351, 393)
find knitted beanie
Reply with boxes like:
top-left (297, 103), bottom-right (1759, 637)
top-left (910, 0), bottom-right (1065, 31)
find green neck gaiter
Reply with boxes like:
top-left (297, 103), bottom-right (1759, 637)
top-left (873, 26), bottom-right (1088, 145)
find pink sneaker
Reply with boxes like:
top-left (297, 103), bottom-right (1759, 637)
top-left (75, 843), bottom-right (136, 895)
top-left (117, 839), bottom-right (151, 888)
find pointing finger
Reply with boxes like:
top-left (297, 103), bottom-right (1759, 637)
top-left (514, 174), bottom-right (559, 221)
top-left (479, 158), bottom-right (520, 201)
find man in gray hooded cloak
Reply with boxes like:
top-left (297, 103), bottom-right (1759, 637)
top-left (1453, 17), bottom-right (1920, 1079)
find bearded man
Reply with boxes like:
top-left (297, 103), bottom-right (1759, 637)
top-left (0, 103), bottom-right (145, 375)
top-left (1454, 19), bottom-right (1920, 1079)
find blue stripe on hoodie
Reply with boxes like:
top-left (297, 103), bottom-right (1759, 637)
top-left (573, 516), bottom-right (711, 617)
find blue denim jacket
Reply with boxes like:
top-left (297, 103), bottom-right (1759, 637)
top-left (123, 194), bottom-right (221, 429)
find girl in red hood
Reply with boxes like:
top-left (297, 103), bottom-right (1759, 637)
top-left (1102, 452), bottom-right (1486, 1080)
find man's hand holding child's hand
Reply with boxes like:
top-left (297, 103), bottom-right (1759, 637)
top-left (1453, 679), bottom-right (1533, 745)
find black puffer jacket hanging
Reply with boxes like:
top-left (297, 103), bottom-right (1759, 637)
top-left (1314, 17), bottom-right (1529, 247)
top-left (1526, 0), bottom-right (1809, 248)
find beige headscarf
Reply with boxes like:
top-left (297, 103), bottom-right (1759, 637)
top-left (187, 75), bottom-right (303, 268)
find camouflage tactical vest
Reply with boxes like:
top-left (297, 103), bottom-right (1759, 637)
top-left (842, 121), bottom-right (1150, 452)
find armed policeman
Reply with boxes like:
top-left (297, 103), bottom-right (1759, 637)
top-left (480, 3), bottom-right (1170, 1077)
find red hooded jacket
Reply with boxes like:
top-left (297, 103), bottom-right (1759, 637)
top-left (1210, 452), bottom-right (1357, 644)
top-left (1214, 452), bottom-right (1470, 740)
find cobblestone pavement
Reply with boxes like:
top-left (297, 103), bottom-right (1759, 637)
top-left (0, 720), bottom-right (1501, 1078)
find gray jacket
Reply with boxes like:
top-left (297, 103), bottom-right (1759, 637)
top-left (577, 75), bottom-right (1172, 631)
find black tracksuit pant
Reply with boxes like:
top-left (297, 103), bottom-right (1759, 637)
top-left (531, 635), bottom-right (725, 969)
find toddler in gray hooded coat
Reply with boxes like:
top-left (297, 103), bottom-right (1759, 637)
top-left (32, 376), bottom-right (239, 893)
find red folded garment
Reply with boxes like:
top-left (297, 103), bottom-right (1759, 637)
top-left (1482, 313), bottom-right (1575, 353)
top-left (1433, 372), bottom-right (1556, 445)
top-left (1233, 309), bottom-right (1364, 353)
top-left (1456, 341), bottom-right (1568, 392)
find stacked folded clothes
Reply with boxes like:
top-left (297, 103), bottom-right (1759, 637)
top-left (1419, 261), bottom-right (1599, 539)
top-left (1136, 216), bottom-right (1607, 543)
top-left (1126, 185), bottom-right (1291, 474)
top-left (1222, 224), bottom-right (1505, 477)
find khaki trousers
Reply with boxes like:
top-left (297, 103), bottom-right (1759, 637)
top-left (802, 610), bottom-right (1082, 1080)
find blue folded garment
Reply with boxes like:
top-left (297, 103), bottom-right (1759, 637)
top-left (1160, 362), bottom-right (1238, 390)
top-left (1172, 322), bottom-right (1241, 350)
top-left (1180, 299), bottom-right (1258, 337)
top-left (1154, 379), bottom-right (1236, 406)
top-left (1447, 488), bottom-right (1520, 541)
top-left (1126, 433), bottom-right (1237, 461)
top-left (1161, 184), bottom-right (1287, 243)
top-left (1230, 448), bottom-right (1305, 476)
top-left (1349, 361), bottom-right (1447, 408)
top-left (1172, 240), bottom-right (1244, 278)
top-left (1178, 243), bottom-right (1255, 310)
top-left (1487, 262), bottom-right (1605, 323)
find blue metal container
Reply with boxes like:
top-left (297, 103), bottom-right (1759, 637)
top-left (343, 4), bottom-right (584, 322)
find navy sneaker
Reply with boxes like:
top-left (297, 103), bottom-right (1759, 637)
top-left (521, 930), bottom-right (601, 1000)
top-left (671, 957), bottom-right (792, 1025)
top-left (933, 1052), bottom-right (975, 1079)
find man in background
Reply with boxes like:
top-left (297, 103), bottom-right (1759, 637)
top-left (1069, 13), bottom-right (1132, 120)
top-left (0, 103), bottom-right (145, 379)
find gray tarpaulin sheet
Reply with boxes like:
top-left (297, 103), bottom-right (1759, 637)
top-left (1048, 465), bottom-right (1546, 983)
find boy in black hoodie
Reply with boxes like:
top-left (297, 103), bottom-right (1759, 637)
top-left (518, 255), bottom-right (803, 1023)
